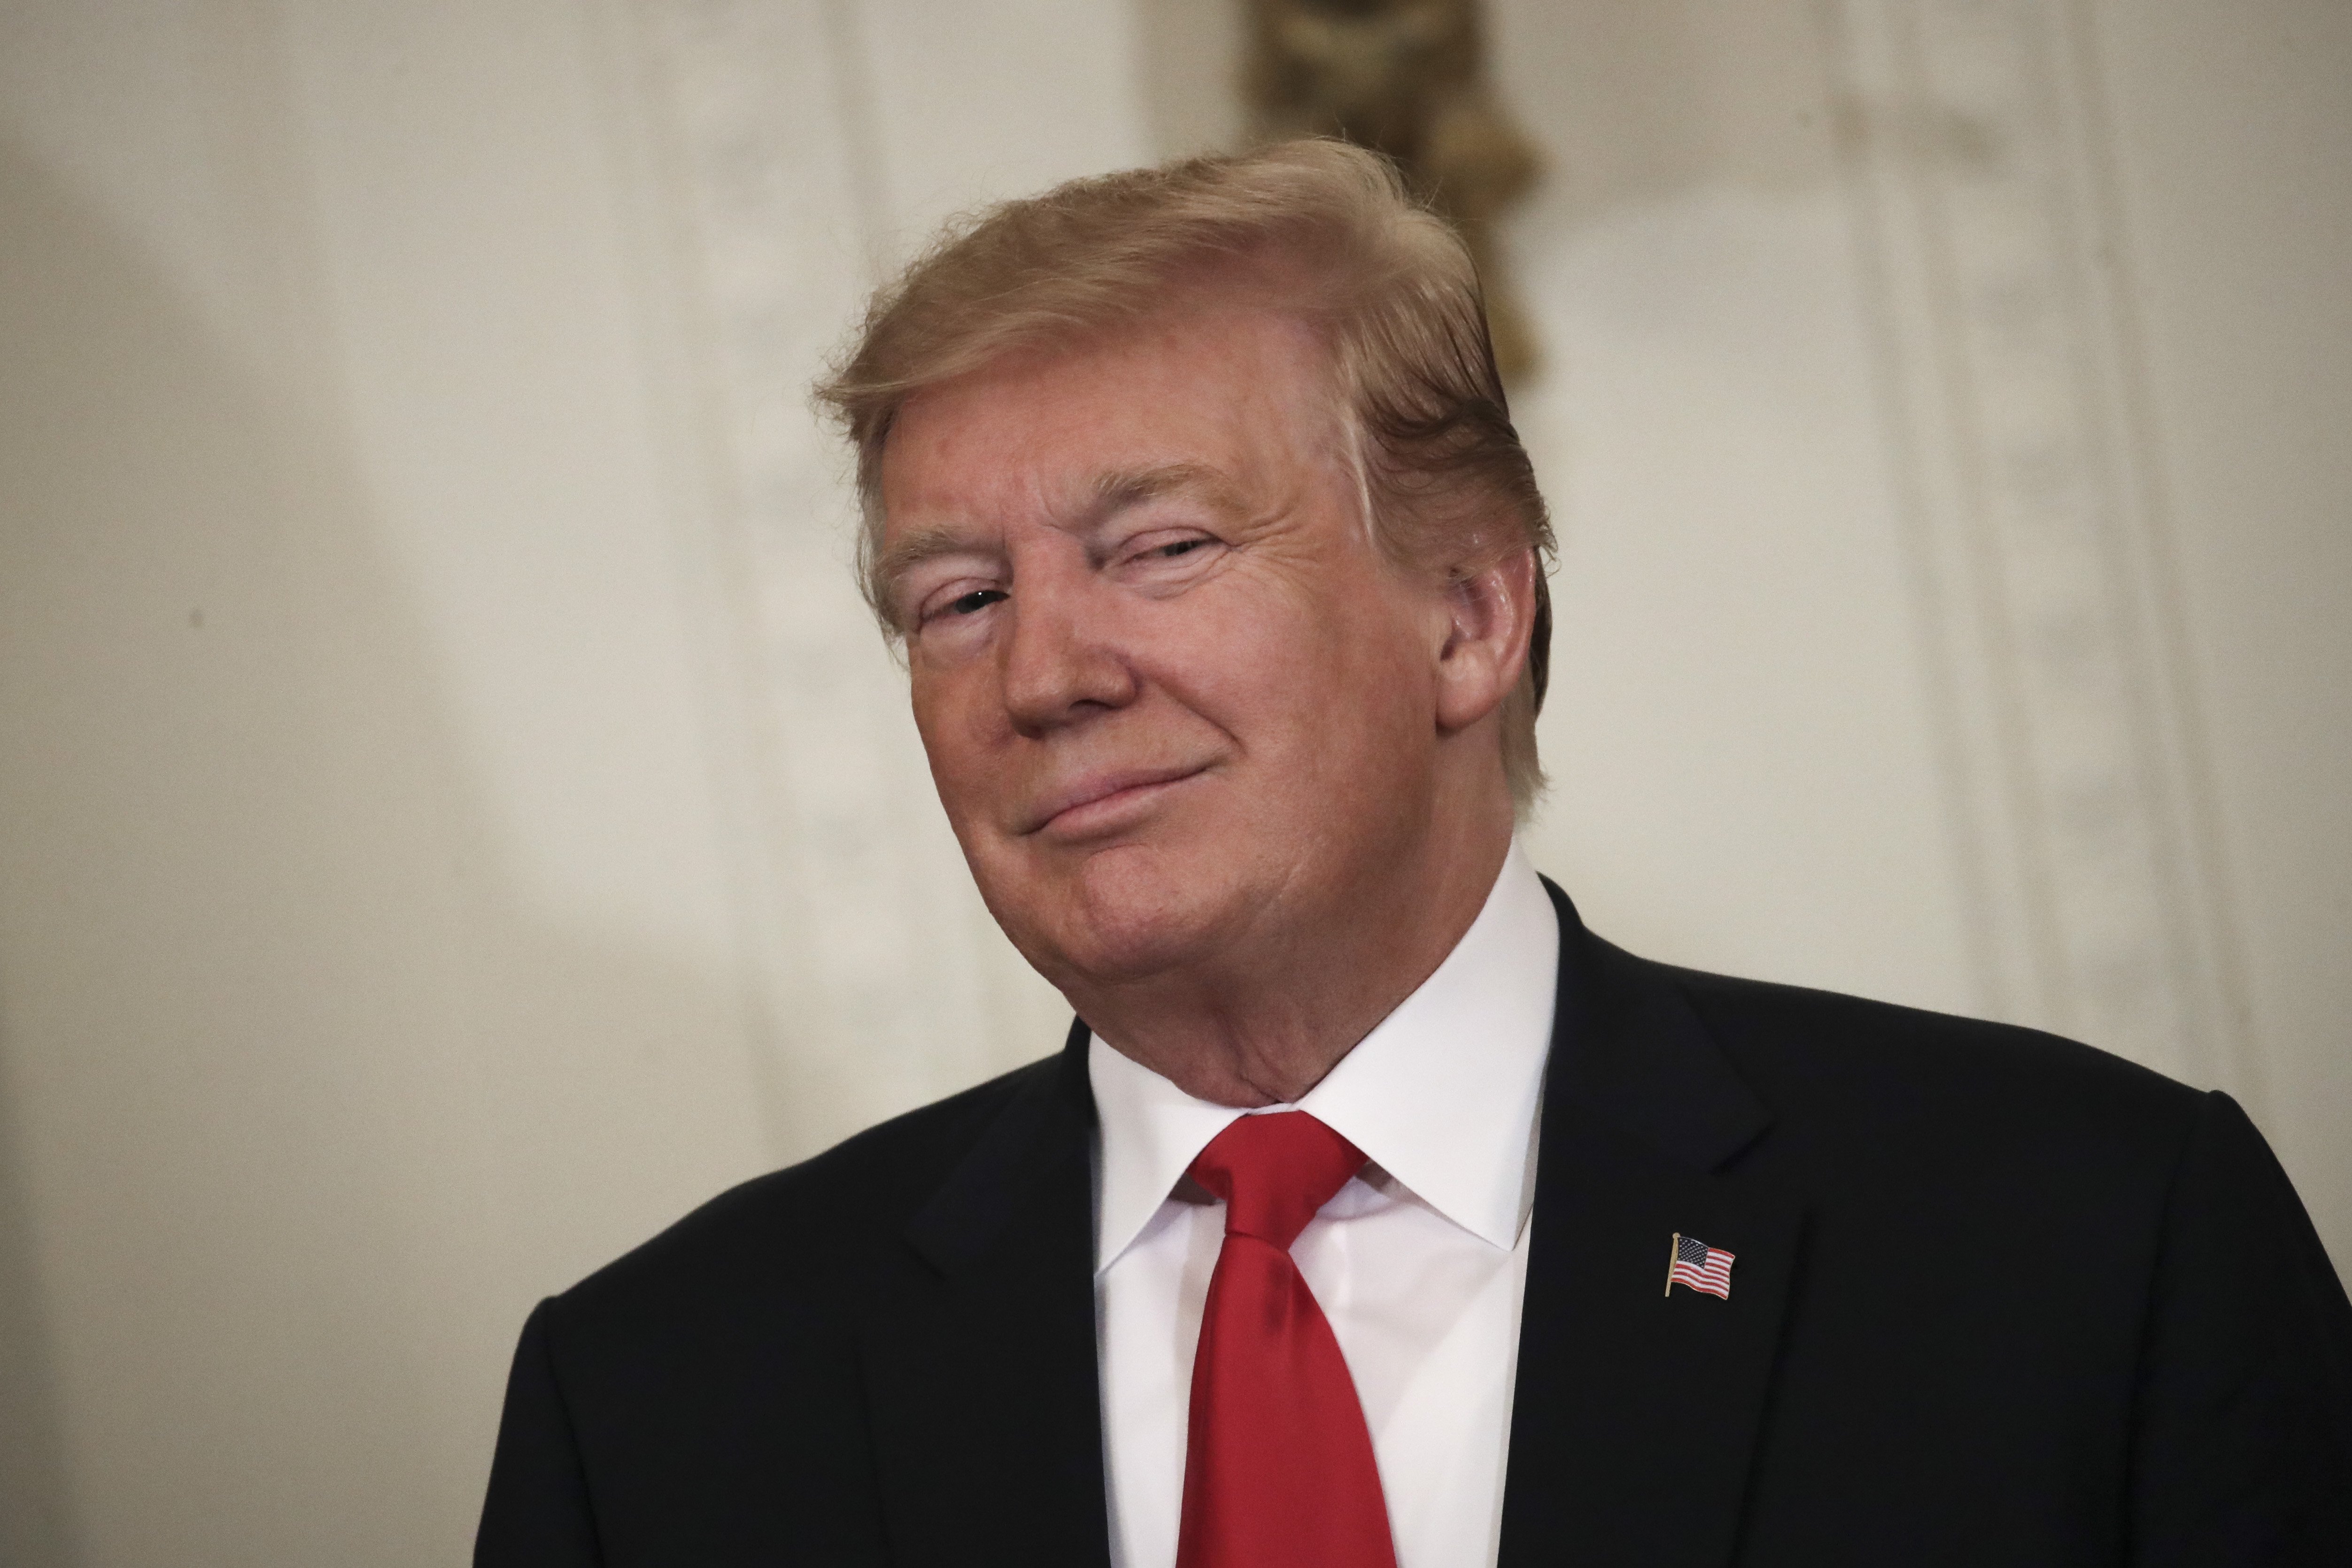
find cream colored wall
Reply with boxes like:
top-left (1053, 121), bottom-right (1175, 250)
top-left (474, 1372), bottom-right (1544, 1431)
top-left (2088, 0), bottom-right (2352, 1323)
top-left (0, 1), bottom-right (2342, 1563)
top-left (0, 3), bottom-right (782, 1562)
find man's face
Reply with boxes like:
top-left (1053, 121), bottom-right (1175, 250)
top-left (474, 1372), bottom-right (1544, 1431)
top-left (876, 304), bottom-right (1455, 993)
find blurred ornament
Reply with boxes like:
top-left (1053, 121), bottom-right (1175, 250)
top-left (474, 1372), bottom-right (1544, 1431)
top-left (1245, 0), bottom-right (1544, 383)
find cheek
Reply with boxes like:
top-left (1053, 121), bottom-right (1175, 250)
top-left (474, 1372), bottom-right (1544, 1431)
top-left (909, 667), bottom-right (1001, 819)
top-left (1158, 574), bottom-right (1433, 765)
top-left (1129, 602), bottom-right (1420, 842)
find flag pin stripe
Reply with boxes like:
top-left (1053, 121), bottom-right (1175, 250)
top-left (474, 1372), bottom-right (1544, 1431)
top-left (1663, 1231), bottom-right (1736, 1300)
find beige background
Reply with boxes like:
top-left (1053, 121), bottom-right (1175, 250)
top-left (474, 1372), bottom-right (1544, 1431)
top-left (1, 1), bottom-right (2345, 1561)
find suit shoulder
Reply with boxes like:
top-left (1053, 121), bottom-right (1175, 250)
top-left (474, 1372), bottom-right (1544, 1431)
top-left (1646, 956), bottom-right (2206, 1165)
top-left (550, 1052), bottom-right (1063, 1327)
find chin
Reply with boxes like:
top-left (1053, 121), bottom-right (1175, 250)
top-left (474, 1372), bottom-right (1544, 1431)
top-left (983, 840), bottom-right (1251, 991)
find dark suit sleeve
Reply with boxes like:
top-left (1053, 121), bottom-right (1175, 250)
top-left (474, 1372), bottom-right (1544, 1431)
top-left (476, 1298), bottom-right (604, 1568)
top-left (2131, 1091), bottom-right (2352, 1565)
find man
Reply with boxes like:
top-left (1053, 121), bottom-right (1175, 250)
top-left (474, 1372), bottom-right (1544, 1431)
top-left (477, 141), bottom-right (2352, 1567)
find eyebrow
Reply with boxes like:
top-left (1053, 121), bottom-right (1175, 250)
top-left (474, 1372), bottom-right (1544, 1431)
top-left (869, 525), bottom-right (981, 608)
top-left (871, 461), bottom-right (1249, 612)
top-left (1083, 461), bottom-right (1249, 527)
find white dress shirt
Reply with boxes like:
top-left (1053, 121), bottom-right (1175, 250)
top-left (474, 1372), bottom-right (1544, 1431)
top-left (1090, 845), bottom-right (1560, 1568)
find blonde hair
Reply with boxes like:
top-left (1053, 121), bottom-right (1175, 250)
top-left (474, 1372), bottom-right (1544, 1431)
top-left (814, 138), bottom-right (1555, 813)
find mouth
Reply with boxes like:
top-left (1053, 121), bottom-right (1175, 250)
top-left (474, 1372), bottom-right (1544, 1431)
top-left (1021, 763), bottom-right (1209, 839)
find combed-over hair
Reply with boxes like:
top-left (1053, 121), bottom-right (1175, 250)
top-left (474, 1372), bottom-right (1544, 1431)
top-left (814, 137), bottom-right (1556, 814)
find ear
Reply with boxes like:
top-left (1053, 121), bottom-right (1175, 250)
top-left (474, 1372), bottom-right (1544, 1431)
top-left (1432, 546), bottom-right (1537, 735)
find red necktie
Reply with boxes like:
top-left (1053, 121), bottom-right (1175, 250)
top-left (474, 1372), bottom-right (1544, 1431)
top-left (1176, 1112), bottom-right (1399, 1568)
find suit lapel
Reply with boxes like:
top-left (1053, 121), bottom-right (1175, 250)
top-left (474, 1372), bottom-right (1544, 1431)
top-left (857, 1023), bottom-right (1113, 1568)
top-left (1499, 883), bottom-right (1805, 1568)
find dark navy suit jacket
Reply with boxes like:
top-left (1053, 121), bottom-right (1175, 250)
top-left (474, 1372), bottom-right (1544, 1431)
top-left (477, 882), bottom-right (2352, 1565)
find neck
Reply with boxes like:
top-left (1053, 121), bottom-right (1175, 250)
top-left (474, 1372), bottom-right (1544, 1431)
top-left (1068, 807), bottom-right (1515, 1108)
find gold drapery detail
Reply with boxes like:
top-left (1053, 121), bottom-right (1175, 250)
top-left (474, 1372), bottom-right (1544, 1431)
top-left (1244, 0), bottom-right (1543, 382)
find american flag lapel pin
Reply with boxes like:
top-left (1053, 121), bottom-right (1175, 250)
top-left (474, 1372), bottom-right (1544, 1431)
top-left (1663, 1232), bottom-right (1736, 1300)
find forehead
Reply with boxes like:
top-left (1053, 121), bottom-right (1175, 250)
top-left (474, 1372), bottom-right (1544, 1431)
top-left (876, 305), bottom-right (1340, 533)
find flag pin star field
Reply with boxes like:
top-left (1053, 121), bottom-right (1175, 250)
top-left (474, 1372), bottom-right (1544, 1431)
top-left (1664, 1232), bottom-right (1735, 1299)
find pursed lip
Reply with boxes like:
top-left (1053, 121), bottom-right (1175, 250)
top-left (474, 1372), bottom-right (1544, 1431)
top-left (1019, 762), bottom-right (1210, 837)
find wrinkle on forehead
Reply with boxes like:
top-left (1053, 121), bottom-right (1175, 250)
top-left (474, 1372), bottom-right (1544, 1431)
top-left (871, 304), bottom-right (1364, 617)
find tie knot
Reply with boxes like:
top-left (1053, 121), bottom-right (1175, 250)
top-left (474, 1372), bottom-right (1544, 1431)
top-left (1186, 1112), bottom-right (1367, 1250)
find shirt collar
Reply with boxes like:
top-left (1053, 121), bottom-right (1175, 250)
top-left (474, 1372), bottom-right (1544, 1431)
top-left (1089, 844), bottom-right (1559, 1272)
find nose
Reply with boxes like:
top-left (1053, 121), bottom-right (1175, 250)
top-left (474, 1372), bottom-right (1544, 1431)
top-left (998, 570), bottom-right (1139, 736)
